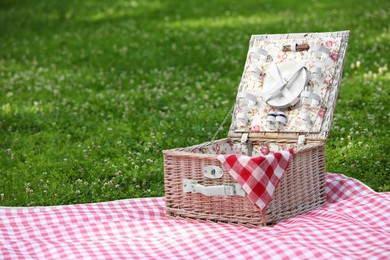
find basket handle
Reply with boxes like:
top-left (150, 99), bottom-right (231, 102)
top-left (183, 179), bottom-right (246, 197)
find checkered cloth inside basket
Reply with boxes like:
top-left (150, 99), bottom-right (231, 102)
top-left (217, 148), bottom-right (293, 210)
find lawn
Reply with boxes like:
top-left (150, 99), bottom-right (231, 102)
top-left (0, 0), bottom-right (389, 206)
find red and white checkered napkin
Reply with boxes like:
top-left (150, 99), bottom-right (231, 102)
top-left (217, 148), bottom-right (293, 210)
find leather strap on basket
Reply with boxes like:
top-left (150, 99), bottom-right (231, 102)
top-left (217, 148), bottom-right (294, 210)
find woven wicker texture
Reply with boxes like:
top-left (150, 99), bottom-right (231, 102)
top-left (164, 139), bottom-right (326, 227)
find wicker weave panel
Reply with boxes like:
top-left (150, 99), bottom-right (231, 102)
top-left (163, 139), bottom-right (326, 227)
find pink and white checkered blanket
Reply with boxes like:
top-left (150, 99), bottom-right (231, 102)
top-left (1, 173), bottom-right (389, 259)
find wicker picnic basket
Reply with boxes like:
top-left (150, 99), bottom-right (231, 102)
top-left (163, 31), bottom-right (350, 227)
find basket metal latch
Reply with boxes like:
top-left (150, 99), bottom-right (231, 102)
top-left (240, 133), bottom-right (253, 156)
top-left (298, 134), bottom-right (306, 149)
top-left (203, 165), bottom-right (224, 179)
top-left (183, 179), bottom-right (246, 197)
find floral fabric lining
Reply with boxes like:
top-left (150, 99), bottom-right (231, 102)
top-left (189, 139), bottom-right (296, 157)
top-left (230, 34), bottom-right (344, 134)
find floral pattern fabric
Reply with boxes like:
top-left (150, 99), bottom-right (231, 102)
top-left (229, 32), bottom-right (349, 136)
top-left (189, 138), bottom-right (296, 157)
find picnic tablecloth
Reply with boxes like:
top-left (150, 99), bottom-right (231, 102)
top-left (1, 173), bottom-right (389, 259)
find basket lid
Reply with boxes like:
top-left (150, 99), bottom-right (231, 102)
top-left (228, 31), bottom-right (350, 141)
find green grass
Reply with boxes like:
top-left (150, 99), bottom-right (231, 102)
top-left (0, 0), bottom-right (389, 206)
